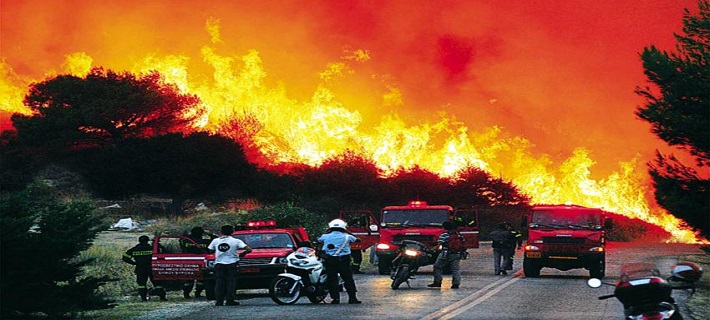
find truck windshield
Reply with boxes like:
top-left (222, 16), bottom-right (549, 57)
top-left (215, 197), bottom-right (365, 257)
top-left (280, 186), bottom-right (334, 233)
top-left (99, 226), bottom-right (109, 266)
top-left (381, 209), bottom-right (449, 227)
top-left (531, 209), bottom-right (602, 229)
top-left (233, 233), bottom-right (295, 249)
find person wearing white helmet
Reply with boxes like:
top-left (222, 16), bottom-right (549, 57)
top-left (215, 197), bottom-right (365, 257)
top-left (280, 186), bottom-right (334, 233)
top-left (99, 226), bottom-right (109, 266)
top-left (317, 219), bottom-right (362, 304)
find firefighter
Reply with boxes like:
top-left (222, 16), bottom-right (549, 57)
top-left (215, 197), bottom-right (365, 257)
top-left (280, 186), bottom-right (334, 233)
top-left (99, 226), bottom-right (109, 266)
top-left (180, 227), bottom-right (215, 299)
top-left (504, 222), bottom-right (523, 271)
top-left (428, 221), bottom-right (465, 289)
top-left (122, 235), bottom-right (166, 301)
top-left (318, 219), bottom-right (362, 304)
top-left (489, 223), bottom-right (514, 275)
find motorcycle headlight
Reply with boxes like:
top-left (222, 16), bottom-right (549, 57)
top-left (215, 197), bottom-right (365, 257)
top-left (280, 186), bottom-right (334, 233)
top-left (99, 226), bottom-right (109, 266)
top-left (404, 249), bottom-right (419, 257)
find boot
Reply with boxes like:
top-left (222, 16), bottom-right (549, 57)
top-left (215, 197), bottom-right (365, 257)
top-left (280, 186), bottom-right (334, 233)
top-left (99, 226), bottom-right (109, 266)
top-left (347, 290), bottom-right (362, 304)
top-left (139, 288), bottom-right (148, 301)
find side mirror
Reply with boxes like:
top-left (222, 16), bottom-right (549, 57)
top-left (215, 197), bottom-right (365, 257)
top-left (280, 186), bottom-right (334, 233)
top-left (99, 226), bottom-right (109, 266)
top-left (369, 224), bottom-right (379, 232)
top-left (587, 278), bottom-right (602, 288)
top-left (670, 262), bottom-right (703, 283)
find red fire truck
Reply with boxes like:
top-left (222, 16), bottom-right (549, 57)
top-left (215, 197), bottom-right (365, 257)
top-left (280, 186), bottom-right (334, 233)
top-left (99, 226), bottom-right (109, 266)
top-left (151, 220), bottom-right (310, 299)
top-left (342, 200), bottom-right (480, 275)
top-left (523, 204), bottom-right (612, 278)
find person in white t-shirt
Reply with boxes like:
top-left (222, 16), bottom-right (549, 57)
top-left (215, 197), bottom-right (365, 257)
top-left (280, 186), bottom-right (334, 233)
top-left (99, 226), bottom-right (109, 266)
top-left (208, 225), bottom-right (252, 306)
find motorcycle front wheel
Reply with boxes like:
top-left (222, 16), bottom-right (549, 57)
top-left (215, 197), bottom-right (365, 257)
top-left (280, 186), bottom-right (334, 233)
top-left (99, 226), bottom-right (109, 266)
top-left (269, 276), bottom-right (302, 305)
top-left (391, 265), bottom-right (410, 289)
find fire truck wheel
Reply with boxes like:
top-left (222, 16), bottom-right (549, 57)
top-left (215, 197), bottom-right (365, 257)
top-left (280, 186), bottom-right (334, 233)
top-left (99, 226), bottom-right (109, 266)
top-left (378, 260), bottom-right (393, 275)
top-left (523, 258), bottom-right (541, 277)
top-left (589, 259), bottom-right (605, 279)
top-left (204, 280), bottom-right (216, 300)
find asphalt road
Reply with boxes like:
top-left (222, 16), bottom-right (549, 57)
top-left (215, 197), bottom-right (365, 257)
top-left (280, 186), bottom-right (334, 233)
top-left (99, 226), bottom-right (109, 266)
top-left (157, 242), bottom-right (704, 320)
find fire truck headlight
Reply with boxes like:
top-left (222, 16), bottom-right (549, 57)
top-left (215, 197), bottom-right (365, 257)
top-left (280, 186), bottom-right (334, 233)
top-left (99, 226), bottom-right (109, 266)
top-left (589, 247), bottom-right (604, 253)
top-left (404, 249), bottom-right (418, 257)
top-left (525, 245), bottom-right (540, 251)
top-left (206, 260), bottom-right (216, 268)
top-left (376, 243), bottom-right (391, 250)
top-left (277, 257), bottom-right (288, 264)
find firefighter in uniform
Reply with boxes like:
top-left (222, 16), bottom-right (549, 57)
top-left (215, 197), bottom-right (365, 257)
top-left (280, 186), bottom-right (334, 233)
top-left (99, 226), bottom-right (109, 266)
top-left (318, 219), bottom-right (362, 304)
top-left (123, 235), bottom-right (166, 301)
top-left (504, 222), bottom-right (523, 271)
top-left (180, 227), bottom-right (215, 298)
top-left (428, 221), bottom-right (464, 289)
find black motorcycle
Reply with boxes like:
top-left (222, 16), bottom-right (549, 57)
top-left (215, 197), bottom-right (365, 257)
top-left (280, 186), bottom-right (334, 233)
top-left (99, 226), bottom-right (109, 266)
top-left (587, 261), bottom-right (703, 320)
top-left (390, 240), bottom-right (437, 289)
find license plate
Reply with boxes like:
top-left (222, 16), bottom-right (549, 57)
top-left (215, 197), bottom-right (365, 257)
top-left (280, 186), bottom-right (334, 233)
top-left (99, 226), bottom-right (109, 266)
top-left (240, 267), bottom-right (259, 273)
top-left (526, 252), bottom-right (541, 258)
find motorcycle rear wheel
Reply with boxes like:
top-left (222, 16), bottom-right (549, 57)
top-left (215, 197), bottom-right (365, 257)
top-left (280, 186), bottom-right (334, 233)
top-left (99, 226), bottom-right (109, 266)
top-left (391, 265), bottom-right (410, 290)
top-left (269, 276), bottom-right (302, 305)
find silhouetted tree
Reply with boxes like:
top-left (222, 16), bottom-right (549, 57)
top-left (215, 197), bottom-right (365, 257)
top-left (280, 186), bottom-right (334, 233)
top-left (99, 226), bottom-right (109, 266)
top-left (73, 132), bottom-right (257, 215)
top-left (12, 68), bottom-right (201, 158)
top-left (0, 182), bottom-right (113, 318)
top-left (297, 150), bottom-right (383, 213)
top-left (385, 166), bottom-right (451, 205)
top-left (635, 0), bottom-right (710, 237)
top-left (451, 165), bottom-right (530, 207)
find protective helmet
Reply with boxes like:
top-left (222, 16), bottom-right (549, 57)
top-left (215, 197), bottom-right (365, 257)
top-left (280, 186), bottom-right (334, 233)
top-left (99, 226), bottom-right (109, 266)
top-left (328, 219), bottom-right (347, 229)
top-left (138, 235), bottom-right (150, 243)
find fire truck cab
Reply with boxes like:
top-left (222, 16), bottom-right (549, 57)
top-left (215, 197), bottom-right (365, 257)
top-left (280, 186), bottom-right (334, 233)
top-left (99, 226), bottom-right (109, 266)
top-left (523, 204), bottom-right (612, 278)
top-left (151, 220), bottom-right (310, 300)
top-left (343, 200), bottom-right (479, 275)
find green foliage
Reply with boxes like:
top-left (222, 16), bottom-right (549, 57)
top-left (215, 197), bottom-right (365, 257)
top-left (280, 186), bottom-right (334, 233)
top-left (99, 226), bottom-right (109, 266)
top-left (635, 0), bottom-right (710, 237)
top-left (0, 182), bottom-right (114, 318)
top-left (239, 203), bottom-right (329, 239)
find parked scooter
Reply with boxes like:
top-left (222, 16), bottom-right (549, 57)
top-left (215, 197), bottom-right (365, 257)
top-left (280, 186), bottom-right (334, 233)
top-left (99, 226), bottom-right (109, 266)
top-left (390, 240), bottom-right (438, 289)
top-left (587, 261), bottom-right (703, 320)
top-left (269, 246), bottom-right (331, 304)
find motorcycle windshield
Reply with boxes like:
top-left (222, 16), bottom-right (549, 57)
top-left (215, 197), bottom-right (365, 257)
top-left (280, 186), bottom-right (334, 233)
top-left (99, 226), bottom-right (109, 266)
top-left (620, 262), bottom-right (661, 281)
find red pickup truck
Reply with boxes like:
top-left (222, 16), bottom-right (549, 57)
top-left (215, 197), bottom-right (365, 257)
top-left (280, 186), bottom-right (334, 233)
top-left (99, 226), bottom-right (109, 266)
top-left (151, 220), bottom-right (310, 299)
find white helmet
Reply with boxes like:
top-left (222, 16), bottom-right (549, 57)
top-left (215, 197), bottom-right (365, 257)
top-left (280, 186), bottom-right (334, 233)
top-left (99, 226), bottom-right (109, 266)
top-left (328, 219), bottom-right (347, 229)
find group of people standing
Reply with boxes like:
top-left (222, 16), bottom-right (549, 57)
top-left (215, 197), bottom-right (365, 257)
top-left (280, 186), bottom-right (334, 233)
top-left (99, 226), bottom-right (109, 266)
top-left (122, 220), bottom-right (363, 306)
top-left (122, 219), bottom-right (523, 305)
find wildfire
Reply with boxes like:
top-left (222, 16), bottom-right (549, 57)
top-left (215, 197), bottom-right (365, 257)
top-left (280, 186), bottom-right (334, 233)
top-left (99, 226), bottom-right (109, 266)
top-left (0, 17), bottom-right (704, 244)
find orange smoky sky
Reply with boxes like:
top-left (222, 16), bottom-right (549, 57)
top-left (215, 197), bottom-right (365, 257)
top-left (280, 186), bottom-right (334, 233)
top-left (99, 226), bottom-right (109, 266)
top-left (1, 0), bottom-right (699, 173)
top-left (3, 0), bottom-right (707, 242)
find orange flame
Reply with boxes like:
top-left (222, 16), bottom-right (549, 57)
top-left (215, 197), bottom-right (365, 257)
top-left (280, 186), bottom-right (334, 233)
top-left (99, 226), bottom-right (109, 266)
top-left (1, 15), bottom-right (705, 244)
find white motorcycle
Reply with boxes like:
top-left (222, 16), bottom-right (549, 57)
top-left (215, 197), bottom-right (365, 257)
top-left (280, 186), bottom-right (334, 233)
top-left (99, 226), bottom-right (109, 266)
top-left (269, 246), bottom-right (334, 305)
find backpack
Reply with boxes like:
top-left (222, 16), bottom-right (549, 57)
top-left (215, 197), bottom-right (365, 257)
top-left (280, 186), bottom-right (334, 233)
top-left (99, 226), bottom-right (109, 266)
top-left (447, 232), bottom-right (465, 252)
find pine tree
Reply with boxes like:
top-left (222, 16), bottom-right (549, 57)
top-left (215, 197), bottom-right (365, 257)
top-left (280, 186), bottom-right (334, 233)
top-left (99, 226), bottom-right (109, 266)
top-left (635, 0), bottom-right (710, 237)
top-left (0, 182), bottom-right (114, 318)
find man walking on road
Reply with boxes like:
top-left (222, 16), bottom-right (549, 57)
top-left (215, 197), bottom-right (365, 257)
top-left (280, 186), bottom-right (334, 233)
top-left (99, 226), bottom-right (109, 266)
top-left (428, 221), bottom-right (465, 289)
top-left (504, 222), bottom-right (523, 271)
top-left (489, 223), bottom-right (514, 275)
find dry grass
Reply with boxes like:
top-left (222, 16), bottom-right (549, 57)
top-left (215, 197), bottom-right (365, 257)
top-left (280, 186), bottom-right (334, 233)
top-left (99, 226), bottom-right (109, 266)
top-left (683, 251), bottom-right (710, 320)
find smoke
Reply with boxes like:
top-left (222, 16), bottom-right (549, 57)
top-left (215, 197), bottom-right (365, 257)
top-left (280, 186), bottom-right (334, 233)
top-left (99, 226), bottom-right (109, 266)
top-left (0, 0), bottom-right (698, 173)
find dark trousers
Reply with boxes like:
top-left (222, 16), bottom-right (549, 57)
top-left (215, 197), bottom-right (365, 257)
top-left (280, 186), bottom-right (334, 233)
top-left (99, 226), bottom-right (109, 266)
top-left (324, 255), bottom-right (357, 301)
top-left (215, 263), bottom-right (239, 303)
top-left (351, 250), bottom-right (362, 272)
top-left (183, 280), bottom-right (205, 296)
top-left (136, 267), bottom-right (165, 300)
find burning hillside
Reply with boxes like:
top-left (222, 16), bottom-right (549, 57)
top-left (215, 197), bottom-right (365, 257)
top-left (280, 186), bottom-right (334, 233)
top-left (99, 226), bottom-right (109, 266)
top-left (0, 1), bottom-right (705, 243)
